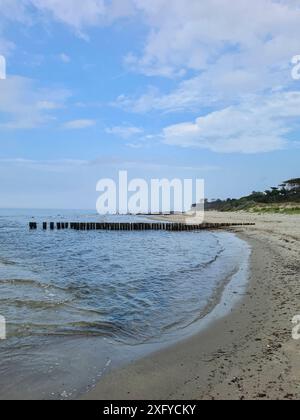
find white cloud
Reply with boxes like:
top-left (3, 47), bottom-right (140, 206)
top-left (127, 0), bottom-right (300, 76)
top-left (0, 76), bottom-right (70, 129)
top-left (105, 125), bottom-right (143, 139)
top-left (114, 62), bottom-right (291, 114)
top-left (0, 0), bottom-right (29, 55)
top-left (0, 157), bottom-right (219, 173)
top-left (63, 119), bottom-right (96, 129)
top-left (29, 0), bottom-right (106, 29)
top-left (4, 1), bottom-right (300, 100)
top-left (162, 91), bottom-right (300, 153)
top-left (59, 53), bottom-right (71, 63)
top-left (27, 0), bottom-right (135, 34)
top-left (0, 37), bottom-right (15, 55)
top-left (1, 0), bottom-right (300, 155)
top-left (112, 0), bottom-right (300, 114)
top-left (3, 0), bottom-right (300, 82)
top-left (0, 158), bottom-right (88, 172)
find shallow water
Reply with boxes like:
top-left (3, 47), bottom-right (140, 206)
top-left (0, 209), bottom-right (250, 399)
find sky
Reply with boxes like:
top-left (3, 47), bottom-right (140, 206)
top-left (0, 0), bottom-right (300, 209)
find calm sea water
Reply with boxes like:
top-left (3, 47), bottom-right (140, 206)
top-left (0, 209), bottom-right (250, 399)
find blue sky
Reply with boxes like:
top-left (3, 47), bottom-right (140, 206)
top-left (0, 0), bottom-right (300, 209)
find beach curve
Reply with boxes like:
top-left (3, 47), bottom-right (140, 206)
top-left (83, 211), bottom-right (300, 400)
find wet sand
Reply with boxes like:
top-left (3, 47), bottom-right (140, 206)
top-left (83, 212), bottom-right (300, 400)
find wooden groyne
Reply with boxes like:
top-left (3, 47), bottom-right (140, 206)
top-left (29, 222), bottom-right (255, 231)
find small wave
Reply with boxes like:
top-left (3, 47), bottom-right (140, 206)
top-left (0, 298), bottom-right (69, 310)
top-left (6, 320), bottom-right (135, 341)
top-left (193, 246), bottom-right (225, 270)
top-left (0, 257), bottom-right (17, 267)
top-left (156, 246), bottom-right (225, 278)
top-left (0, 278), bottom-right (68, 292)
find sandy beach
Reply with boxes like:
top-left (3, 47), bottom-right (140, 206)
top-left (83, 211), bottom-right (300, 400)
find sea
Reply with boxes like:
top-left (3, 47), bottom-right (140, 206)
top-left (0, 209), bottom-right (250, 399)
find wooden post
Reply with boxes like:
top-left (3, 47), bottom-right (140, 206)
top-left (28, 220), bottom-right (255, 233)
top-left (29, 222), bottom-right (37, 230)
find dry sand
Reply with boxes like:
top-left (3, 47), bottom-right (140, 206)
top-left (83, 211), bottom-right (300, 400)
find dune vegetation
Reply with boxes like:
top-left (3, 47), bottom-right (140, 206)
top-left (204, 178), bottom-right (300, 214)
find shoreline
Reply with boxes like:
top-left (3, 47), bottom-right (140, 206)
top-left (83, 212), bottom-right (300, 400)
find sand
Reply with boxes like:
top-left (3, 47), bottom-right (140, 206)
top-left (83, 211), bottom-right (300, 400)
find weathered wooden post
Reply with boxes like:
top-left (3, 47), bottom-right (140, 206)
top-left (29, 222), bottom-right (37, 230)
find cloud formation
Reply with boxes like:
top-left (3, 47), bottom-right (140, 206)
top-left (63, 119), bottom-right (96, 129)
top-left (105, 125), bottom-right (143, 139)
top-left (27, 0), bottom-right (135, 35)
top-left (1, 0), bottom-right (300, 154)
top-left (0, 76), bottom-right (70, 129)
top-left (162, 91), bottom-right (300, 153)
top-left (126, 0), bottom-right (300, 78)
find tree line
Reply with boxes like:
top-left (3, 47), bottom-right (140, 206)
top-left (204, 178), bottom-right (300, 211)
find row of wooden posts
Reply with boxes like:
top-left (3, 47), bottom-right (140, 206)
top-left (29, 221), bottom-right (255, 231)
